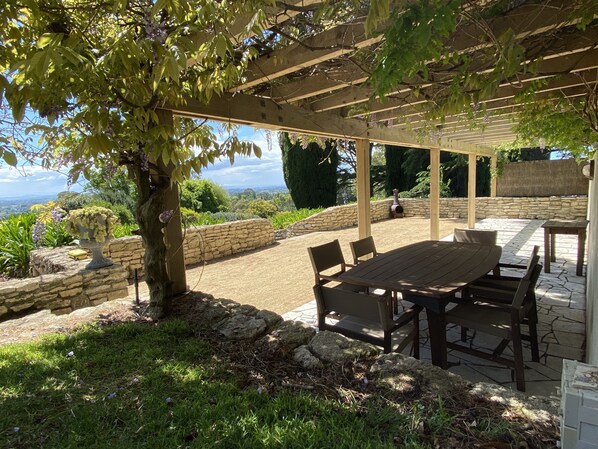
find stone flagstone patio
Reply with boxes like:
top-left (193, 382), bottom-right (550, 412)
top-left (283, 218), bottom-right (587, 397)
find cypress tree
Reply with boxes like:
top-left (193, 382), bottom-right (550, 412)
top-left (384, 145), bottom-right (427, 195)
top-left (280, 133), bottom-right (339, 209)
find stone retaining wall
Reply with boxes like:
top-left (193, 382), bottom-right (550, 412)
top-left (1, 247), bottom-right (129, 320)
top-left (286, 196), bottom-right (588, 236)
top-left (287, 200), bottom-right (391, 236)
top-left (105, 218), bottom-right (274, 277)
top-left (399, 196), bottom-right (588, 220)
top-left (1, 218), bottom-right (274, 321)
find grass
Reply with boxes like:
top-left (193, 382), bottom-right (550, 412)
top-left (0, 320), bottom-right (423, 448)
top-left (270, 208), bottom-right (324, 230)
top-left (0, 316), bottom-right (554, 449)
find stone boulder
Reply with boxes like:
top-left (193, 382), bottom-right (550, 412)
top-left (293, 345), bottom-right (323, 370)
top-left (261, 320), bottom-right (316, 352)
top-left (309, 330), bottom-right (380, 364)
top-left (217, 313), bottom-right (267, 340)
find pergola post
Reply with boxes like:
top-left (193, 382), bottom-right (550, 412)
top-left (157, 109), bottom-right (187, 296)
top-left (468, 153), bottom-right (477, 229)
top-left (430, 147), bottom-right (440, 240)
top-left (356, 138), bottom-right (371, 239)
top-left (490, 155), bottom-right (498, 197)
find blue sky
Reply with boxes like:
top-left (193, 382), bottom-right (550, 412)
top-left (0, 126), bottom-right (285, 199)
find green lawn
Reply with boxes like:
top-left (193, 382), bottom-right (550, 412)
top-left (0, 319), bottom-right (552, 448)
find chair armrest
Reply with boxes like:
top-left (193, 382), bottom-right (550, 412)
top-left (392, 305), bottom-right (422, 327)
top-left (478, 274), bottom-right (523, 283)
top-left (497, 263), bottom-right (526, 270)
top-left (469, 285), bottom-right (515, 303)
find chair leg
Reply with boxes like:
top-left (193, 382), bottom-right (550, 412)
top-left (512, 326), bottom-right (526, 392)
top-left (413, 315), bottom-right (420, 359)
top-left (384, 331), bottom-right (392, 354)
top-left (528, 300), bottom-right (540, 363)
top-left (461, 327), bottom-right (468, 342)
top-left (493, 339), bottom-right (510, 358)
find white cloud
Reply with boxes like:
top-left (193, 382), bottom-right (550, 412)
top-left (201, 130), bottom-right (285, 188)
top-left (0, 165), bottom-right (80, 198)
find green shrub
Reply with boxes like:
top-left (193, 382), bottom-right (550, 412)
top-left (210, 212), bottom-right (258, 222)
top-left (43, 221), bottom-right (75, 248)
top-left (180, 207), bottom-right (202, 225)
top-left (109, 203), bottom-right (136, 225)
top-left (0, 213), bottom-right (36, 278)
top-left (112, 223), bottom-right (139, 238)
top-left (246, 199), bottom-right (278, 218)
top-left (180, 179), bottom-right (230, 213)
top-left (270, 208), bottom-right (323, 230)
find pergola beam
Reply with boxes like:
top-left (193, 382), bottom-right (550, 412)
top-left (168, 93), bottom-right (495, 156)
top-left (381, 82), bottom-right (593, 125)
top-left (308, 4), bottom-right (596, 114)
top-left (234, 20), bottom-right (383, 91)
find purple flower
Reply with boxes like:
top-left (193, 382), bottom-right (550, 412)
top-left (51, 208), bottom-right (64, 223)
top-left (139, 152), bottom-right (149, 172)
top-left (32, 219), bottom-right (46, 246)
top-left (159, 210), bottom-right (174, 224)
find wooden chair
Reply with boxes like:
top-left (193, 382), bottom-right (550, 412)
top-left (350, 236), bottom-right (379, 265)
top-left (464, 246), bottom-right (542, 362)
top-left (453, 228), bottom-right (498, 245)
top-left (445, 254), bottom-right (540, 392)
top-left (453, 228), bottom-right (500, 276)
top-left (307, 239), bottom-right (350, 286)
top-left (350, 236), bottom-right (400, 314)
top-left (313, 283), bottom-right (421, 356)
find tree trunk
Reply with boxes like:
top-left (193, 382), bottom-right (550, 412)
top-left (133, 159), bottom-right (172, 319)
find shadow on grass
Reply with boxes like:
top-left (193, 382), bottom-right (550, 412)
top-left (1, 319), bottom-right (556, 449)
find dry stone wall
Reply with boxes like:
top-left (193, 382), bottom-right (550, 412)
top-left (287, 200), bottom-right (391, 236)
top-left (1, 247), bottom-right (129, 320)
top-left (1, 219), bottom-right (273, 321)
top-left (105, 218), bottom-right (274, 277)
top-left (399, 196), bottom-right (588, 220)
top-left (286, 196), bottom-right (588, 236)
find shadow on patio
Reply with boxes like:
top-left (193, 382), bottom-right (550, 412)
top-left (281, 218), bottom-right (586, 397)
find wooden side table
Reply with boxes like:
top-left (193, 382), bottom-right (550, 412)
top-left (541, 220), bottom-right (589, 276)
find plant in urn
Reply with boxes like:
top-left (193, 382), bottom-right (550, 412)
top-left (65, 207), bottom-right (119, 269)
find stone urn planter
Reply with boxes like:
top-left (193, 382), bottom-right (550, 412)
top-left (65, 207), bottom-right (119, 270)
top-left (78, 229), bottom-right (113, 270)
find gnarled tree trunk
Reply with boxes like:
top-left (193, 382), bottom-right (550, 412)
top-left (133, 159), bottom-right (172, 319)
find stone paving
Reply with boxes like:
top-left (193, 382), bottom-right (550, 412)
top-left (283, 218), bottom-right (587, 398)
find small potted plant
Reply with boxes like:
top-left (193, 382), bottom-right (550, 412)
top-left (65, 206), bottom-right (119, 269)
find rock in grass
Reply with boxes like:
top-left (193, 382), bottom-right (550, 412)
top-left (309, 331), bottom-right (380, 364)
top-left (293, 345), bottom-right (323, 370)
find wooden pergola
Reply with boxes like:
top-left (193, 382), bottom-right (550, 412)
top-left (161, 0), bottom-right (597, 289)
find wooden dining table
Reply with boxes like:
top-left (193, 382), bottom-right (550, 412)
top-left (338, 240), bottom-right (502, 368)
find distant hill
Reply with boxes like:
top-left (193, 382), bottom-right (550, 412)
top-left (0, 193), bottom-right (58, 219)
top-left (226, 185), bottom-right (288, 195)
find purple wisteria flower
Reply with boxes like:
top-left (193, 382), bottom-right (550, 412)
top-left (159, 210), bottom-right (174, 224)
top-left (32, 219), bottom-right (46, 247)
top-left (139, 152), bottom-right (149, 172)
top-left (51, 208), bottom-right (64, 223)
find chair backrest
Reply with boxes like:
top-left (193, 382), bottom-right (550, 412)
top-left (453, 228), bottom-right (498, 245)
top-left (525, 245), bottom-right (540, 271)
top-left (313, 284), bottom-right (393, 329)
top-left (307, 239), bottom-right (346, 285)
top-left (512, 254), bottom-right (541, 308)
top-left (350, 236), bottom-right (378, 265)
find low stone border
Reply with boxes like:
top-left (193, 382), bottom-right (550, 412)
top-left (187, 293), bottom-right (558, 420)
top-left (1, 247), bottom-right (128, 319)
top-left (285, 196), bottom-right (588, 237)
top-left (105, 218), bottom-right (274, 277)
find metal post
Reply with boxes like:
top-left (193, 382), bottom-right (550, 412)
top-left (134, 268), bottom-right (140, 305)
